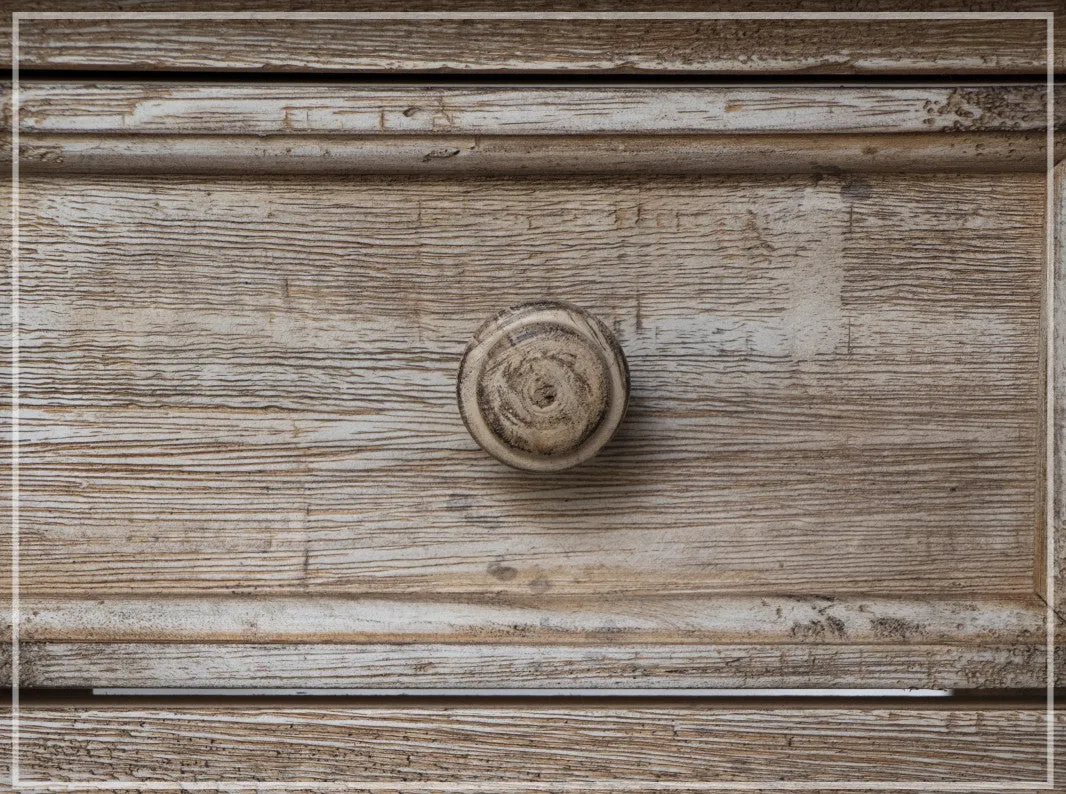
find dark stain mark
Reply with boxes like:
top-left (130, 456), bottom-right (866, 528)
top-left (813, 165), bottom-right (845, 183)
top-left (840, 176), bottom-right (872, 202)
top-left (487, 561), bottom-right (518, 581)
top-left (444, 492), bottom-right (473, 511)
top-left (928, 86), bottom-right (1047, 133)
top-left (24, 145), bottom-right (64, 164)
top-left (870, 616), bottom-right (925, 641)
top-left (528, 577), bottom-right (552, 594)
top-left (790, 616), bottom-right (847, 641)
top-left (423, 148), bottom-right (461, 162)
top-left (825, 615), bottom-right (846, 636)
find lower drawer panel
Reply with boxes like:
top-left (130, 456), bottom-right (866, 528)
top-left (10, 697), bottom-right (1057, 785)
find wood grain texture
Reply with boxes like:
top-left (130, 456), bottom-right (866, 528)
top-left (0, 177), bottom-right (10, 610)
top-left (12, 699), bottom-right (1056, 784)
top-left (20, 172), bottom-right (1044, 599)
top-left (14, 595), bottom-right (1049, 645)
top-left (1055, 162), bottom-right (1065, 624)
top-left (15, 83), bottom-right (1051, 136)
top-left (11, 16), bottom-right (1055, 74)
top-left (15, 132), bottom-right (1056, 175)
top-left (12, 75), bottom-right (1053, 691)
top-left (13, 642), bottom-right (1062, 689)
top-left (458, 302), bottom-right (629, 471)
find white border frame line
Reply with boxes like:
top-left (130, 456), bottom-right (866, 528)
top-left (7, 9), bottom-right (1056, 791)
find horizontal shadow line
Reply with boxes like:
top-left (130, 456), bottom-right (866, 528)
top-left (13, 68), bottom-right (1060, 85)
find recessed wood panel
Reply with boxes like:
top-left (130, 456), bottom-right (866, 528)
top-left (20, 171), bottom-right (1043, 600)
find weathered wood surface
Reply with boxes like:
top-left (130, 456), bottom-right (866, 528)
top-left (12, 642), bottom-right (1063, 689)
top-left (19, 172), bottom-right (1044, 600)
top-left (13, 595), bottom-right (1049, 644)
top-left (11, 76), bottom-right (1054, 689)
top-left (458, 302), bottom-right (630, 472)
top-left (14, 83), bottom-right (1051, 136)
top-left (11, 698), bottom-right (1056, 784)
top-left (16, 132), bottom-right (1056, 175)
top-left (7, 15), bottom-right (1057, 74)
top-left (0, 176), bottom-right (10, 606)
top-left (1053, 163), bottom-right (1065, 626)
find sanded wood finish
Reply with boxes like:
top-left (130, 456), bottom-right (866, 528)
top-left (15, 83), bottom-right (1051, 137)
top-left (8, 14), bottom-right (1057, 74)
top-left (15, 595), bottom-right (1048, 645)
top-left (13, 642), bottom-right (1062, 690)
top-left (15, 132), bottom-right (1057, 175)
top-left (10, 699), bottom-right (1057, 784)
top-left (1, 14), bottom-right (1060, 790)
top-left (16, 153), bottom-right (1051, 684)
top-left (1050, 162), bottom-right (1065, 635)
top-left (15, 83), bottom-right (1055, 177)
top-left (18, 171), bottom-right (1045, 601)
top-left (10, 595), bottom-right (1061, 688)
top-left (9, 74), bottom-right (1057, 694)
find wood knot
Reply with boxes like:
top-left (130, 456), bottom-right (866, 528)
top-left (458, 302), bottom-right (629, 472)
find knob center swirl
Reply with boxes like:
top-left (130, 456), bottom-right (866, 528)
top-left (457, 302), bottom-right (629, 472)
top-left (478, 323), bottom-right (609, 456)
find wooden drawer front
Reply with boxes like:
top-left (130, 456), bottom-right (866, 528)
top-left (6, 15), bottom-right (1056, 74)
top-left (10, 699), bottom-right (1059, 785)
top-left (13, 81), bottom-right (1057, 689)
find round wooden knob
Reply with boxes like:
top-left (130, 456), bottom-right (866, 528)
top-left (458, 302), bottom-right (629, 472)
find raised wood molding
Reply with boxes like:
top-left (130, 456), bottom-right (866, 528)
top-left (12, 594), bottom-right (1048, 645)
top-left (11, 642), bottom-right (1063, 689)
top-left (11, 83), bottom-right (1055, 174)
top-left (16, 84), bottom-right (1051, 136)
top-left (18, 132), bottom-right (1055, 175)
